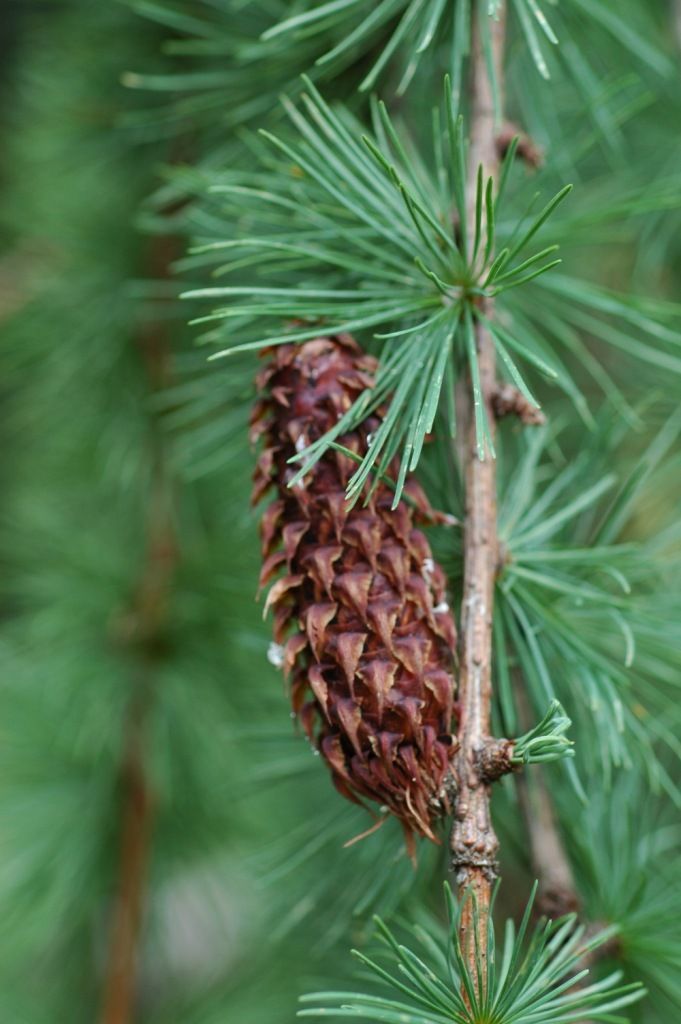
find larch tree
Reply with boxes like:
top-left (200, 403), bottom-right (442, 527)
top-left (1, 2), bottom-right (680, 1024)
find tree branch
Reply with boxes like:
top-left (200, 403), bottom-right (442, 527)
top-left (99, 697), bottom-right (155, 1024)
top-left (99, 235), bottom-right (179, 1024)
top-left (515, 764), bottom-right (619, 1024)
top-left (516, 770), bottom-right (580, 920)
top-left (450, 1), bottom-right (507, 987)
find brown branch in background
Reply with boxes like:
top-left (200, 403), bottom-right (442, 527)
top-left (99, 234), bottom-right (179, 1024)
top-left (512, 685), bottom-right (617, 1024)
top-left (511, 682), bottom-right (579, 921)
top-left (515, 771), bottom-right (594, 1024)
top-left (516, 770), bottom-right (580, 920)
top-left (515, 761), bottom-right (620, 1024)
top-left (98, 699), bottom-right (155, 1024)
top-left (450, 1), bottom-right (506, 988)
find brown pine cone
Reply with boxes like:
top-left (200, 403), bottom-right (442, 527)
top-left (251, 334), bottom-right (458, 844)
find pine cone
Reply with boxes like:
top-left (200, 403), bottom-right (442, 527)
top-left (251, 334), bottom-right (458, 843)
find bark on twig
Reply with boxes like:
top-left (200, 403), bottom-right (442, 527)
top-left (450, 2), bottom-right (506, 988)
top-left (477, 738), bottom-right (517, 783)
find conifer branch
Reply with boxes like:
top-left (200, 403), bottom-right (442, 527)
top-left (450, 0), bottom-right (506, 991)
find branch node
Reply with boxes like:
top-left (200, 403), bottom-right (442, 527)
top-left (453, 856), bottom-right (499, 886)
top-left (477, 737), bottom-right (517, 782)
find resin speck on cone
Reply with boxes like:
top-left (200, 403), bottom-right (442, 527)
top-left (251, 334), bottom-right (458, 844)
